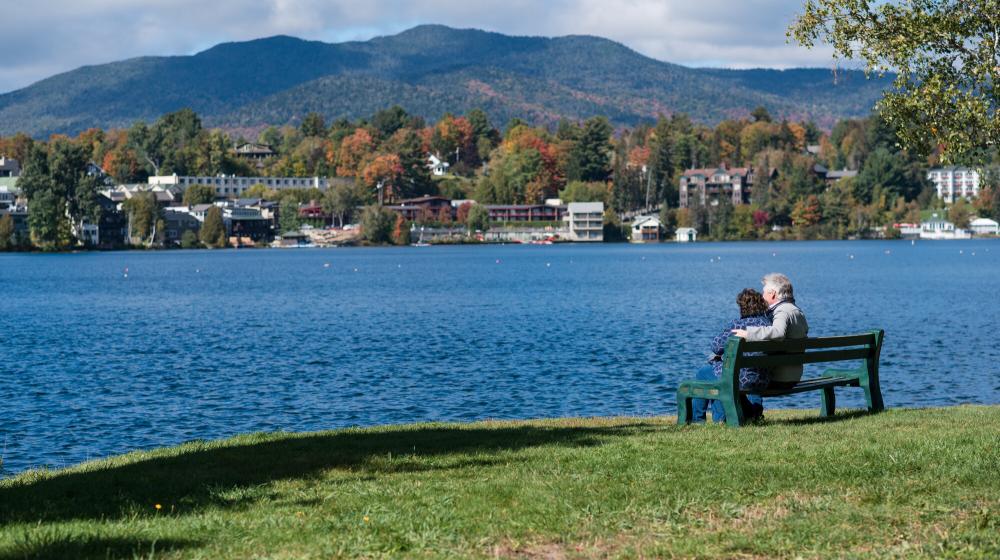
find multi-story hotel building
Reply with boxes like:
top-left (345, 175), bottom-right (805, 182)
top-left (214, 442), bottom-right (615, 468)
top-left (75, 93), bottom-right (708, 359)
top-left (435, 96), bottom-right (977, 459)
top-left (927, 167), bottom-right (981, 203)
top-left (678, 165), bottom-right (755, 208)
top-left (149, 174), bottom-right (331, 198)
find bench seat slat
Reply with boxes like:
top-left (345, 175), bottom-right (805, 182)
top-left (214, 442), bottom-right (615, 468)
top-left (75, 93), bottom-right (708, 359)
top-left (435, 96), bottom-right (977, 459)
top-left (739, 347), bottom-right (870, 368)
top-left (751, 376), bottom-right (859, 396)
top-left (740, 334), bottom-right (874, 352)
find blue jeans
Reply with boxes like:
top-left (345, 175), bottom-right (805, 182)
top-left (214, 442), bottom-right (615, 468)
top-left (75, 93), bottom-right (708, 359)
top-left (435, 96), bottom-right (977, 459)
top-left (690, 365), bottom-right (764, 423)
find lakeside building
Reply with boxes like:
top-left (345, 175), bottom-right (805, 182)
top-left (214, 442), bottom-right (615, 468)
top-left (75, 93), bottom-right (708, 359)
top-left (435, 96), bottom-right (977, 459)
top-left (481, 227), bottom-right (562, 243)
top-left (386, 195), bottom-right (455, 221)
top-left (0, 156), bottom-right (20, 177)
top-left (675, 227), bottom-right (698, 242)
top-left (163, 209), bottom-right (201, 244)
top-left (487, 202), bottom-right (565, 223)
top-left (893, 223), bottom-right (922, 239)
top-left (970, 217), bottom-right (999, 236)
top-left (149, 174), bottom-right (333, 198)
top-left (920, 217), bottom-right (971, 239)
top-left (927, 167), bottom-right (981, 203)
top-left (679, 165), bottom-right (755, 208)
top-left (565, 202), bottom-right (604, 242)
top-left (630, 216), bottom-right (662, 243)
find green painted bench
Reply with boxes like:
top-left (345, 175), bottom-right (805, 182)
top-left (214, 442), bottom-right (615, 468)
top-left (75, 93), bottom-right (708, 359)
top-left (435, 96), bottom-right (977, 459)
top-left (676, 330), bottom-right (885, 427)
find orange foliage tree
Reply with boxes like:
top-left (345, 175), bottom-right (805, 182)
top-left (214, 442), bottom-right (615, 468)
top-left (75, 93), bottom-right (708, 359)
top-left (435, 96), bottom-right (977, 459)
top-left (337, 128), bottom-right (375, 177)
top-left (361, 154), bottom-right (403, 202)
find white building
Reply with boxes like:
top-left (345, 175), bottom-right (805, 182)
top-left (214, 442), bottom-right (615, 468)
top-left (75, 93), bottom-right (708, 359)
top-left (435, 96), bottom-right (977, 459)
top-left (927, 167), bottom-right (981, 203)
top-left (565, 202), bottom-right (603, 242)
top-left (675, 227), bottom-right (698, 242)
top-left (427, 154), bottom-right (450, 176)
top-left (920, 217), bottom-right (971, 240)
top-left (969, 217), bottom-right (999, 236)
top-left (630, 216), bottom-right (662, 243)
top-left (149, 174), bottom-right (330, 198)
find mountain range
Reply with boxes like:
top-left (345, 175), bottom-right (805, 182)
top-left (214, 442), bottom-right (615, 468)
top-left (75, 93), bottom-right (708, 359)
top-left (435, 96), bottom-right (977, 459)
top-left (0, 25), bottom-right (893, 138)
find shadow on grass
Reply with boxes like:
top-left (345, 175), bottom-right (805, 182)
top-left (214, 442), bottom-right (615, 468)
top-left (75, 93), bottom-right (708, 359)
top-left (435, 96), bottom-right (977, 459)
top-left (766, 409), bottom-right (874, 426)
top-left (0, 536), bottom-right (198, 560)
top-left (0, 423), bottom-right (656, 524)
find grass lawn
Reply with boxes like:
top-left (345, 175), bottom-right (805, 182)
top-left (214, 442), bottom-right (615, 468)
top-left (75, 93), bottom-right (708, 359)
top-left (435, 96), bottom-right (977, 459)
top-left (1, 406), bottom-right (998, 559)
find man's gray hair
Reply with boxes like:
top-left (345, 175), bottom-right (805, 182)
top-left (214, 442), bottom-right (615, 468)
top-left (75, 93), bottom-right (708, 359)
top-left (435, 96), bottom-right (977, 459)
top-left (762, 273), bottom-right (794, 300)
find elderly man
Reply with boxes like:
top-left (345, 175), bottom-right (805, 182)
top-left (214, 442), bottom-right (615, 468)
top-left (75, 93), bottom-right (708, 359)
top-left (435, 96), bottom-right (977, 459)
top-left (732, 272), bottom-right (809, 418)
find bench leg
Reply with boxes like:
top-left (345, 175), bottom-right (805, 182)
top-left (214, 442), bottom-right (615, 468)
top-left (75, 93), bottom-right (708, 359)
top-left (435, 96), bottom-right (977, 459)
top-left (677, 394), bottom-right (692, 425)
top-left (721, 395), bottom-right (743, 427)
top-left (862, 379), bottom-right (885, 413)
top-left (820, 387), bottom-right (836, 417)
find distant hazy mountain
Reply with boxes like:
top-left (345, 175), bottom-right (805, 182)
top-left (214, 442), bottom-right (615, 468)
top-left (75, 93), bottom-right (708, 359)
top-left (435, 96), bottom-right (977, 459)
top-left (0, 25), bottom-right (892, 137)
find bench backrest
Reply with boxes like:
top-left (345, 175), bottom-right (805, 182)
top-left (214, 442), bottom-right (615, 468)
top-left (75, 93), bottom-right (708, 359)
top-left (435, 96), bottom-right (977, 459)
top-left (718, 330), bottom-right (884, 393)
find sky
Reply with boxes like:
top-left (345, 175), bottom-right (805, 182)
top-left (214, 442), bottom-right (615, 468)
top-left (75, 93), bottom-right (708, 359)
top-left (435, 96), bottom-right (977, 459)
top-left (0, 0), bottom-right (840, 94)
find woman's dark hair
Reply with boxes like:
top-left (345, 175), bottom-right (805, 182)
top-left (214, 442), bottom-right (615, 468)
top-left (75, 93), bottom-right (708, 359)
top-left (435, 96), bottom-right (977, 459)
top-left (737, 288), bottom-right (767, 318)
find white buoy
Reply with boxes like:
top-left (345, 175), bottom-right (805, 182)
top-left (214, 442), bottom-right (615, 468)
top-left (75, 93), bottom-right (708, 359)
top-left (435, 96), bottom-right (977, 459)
top-left (772, 252), bottom-right (777, 257)
top-left (323, 263), bottom-right (330, 268)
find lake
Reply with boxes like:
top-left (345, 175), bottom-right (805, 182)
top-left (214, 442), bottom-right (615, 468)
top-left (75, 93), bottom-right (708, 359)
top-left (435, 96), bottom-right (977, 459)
top-left (1, 240), bottom-right (998, 476)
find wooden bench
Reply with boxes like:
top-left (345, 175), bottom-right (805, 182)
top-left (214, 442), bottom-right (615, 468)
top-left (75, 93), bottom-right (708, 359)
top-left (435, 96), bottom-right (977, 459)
top-left (676, 330), bottom-right (884, 427)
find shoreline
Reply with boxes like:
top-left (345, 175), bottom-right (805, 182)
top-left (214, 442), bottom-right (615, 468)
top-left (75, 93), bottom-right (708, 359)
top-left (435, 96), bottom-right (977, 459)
top-left (1, 236), bottom-right (998, 256)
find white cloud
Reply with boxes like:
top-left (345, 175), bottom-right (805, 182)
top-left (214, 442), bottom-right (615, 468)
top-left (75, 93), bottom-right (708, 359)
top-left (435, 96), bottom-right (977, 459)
top-left (0, 0), bottom-right (841, 93)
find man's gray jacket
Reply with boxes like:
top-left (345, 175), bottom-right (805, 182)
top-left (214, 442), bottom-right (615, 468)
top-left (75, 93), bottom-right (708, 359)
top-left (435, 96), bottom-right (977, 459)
top-left (744, 300), bottom-right (809, 383)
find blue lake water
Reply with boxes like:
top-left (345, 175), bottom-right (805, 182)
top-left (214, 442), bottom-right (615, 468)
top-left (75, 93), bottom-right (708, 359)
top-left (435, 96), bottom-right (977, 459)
top-left (1, 240), bottom-right (999, 476)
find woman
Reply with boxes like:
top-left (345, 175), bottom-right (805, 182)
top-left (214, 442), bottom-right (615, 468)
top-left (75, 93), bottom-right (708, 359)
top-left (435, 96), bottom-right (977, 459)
top-left (690, 288), bottom-right (771, 423)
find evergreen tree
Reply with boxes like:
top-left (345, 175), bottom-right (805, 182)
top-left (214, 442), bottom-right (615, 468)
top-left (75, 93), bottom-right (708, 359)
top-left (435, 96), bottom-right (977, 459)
top-left (279, 197), bottom-right (301, 233)
top-left (300, 112), bottom-right (327, 138)
top-left (200, 205), bottom-right (227, 248)
top-left (567, 117), bottom-right (613, 182)
top-left (395, 130), bottom-right (433, 199)
top-left (371, 106), bottom-right (410, 139)
top-left (751, 106), bottom-right (773, 123)
top-left (649, 117), bottom-right (676, 206)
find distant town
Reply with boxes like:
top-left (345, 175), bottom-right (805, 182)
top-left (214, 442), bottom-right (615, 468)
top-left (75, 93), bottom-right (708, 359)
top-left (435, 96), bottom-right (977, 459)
top-left (0, 106), bottom-right (998, 251)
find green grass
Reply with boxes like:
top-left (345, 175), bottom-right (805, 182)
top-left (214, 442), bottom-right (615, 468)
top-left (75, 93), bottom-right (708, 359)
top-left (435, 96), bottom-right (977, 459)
top-left (1, 406), bottom-right (998, 559)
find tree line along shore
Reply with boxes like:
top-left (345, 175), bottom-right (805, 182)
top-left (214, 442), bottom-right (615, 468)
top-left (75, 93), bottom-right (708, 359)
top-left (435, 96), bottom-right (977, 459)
top-left (1, 105), bottom-right (999, 251)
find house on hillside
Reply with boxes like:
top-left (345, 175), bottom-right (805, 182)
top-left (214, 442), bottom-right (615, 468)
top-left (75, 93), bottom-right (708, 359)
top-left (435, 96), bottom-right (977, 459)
top-left (427, 154), bottom-right (450, 176)
top-left (813, 164), bottom-right (858, 185)
top-left (679, 164), bottom-right (758, 208)
top-left (928, 167), bottom-right (981, 203)
top-left (234, 143), bottom-right (275, 161)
